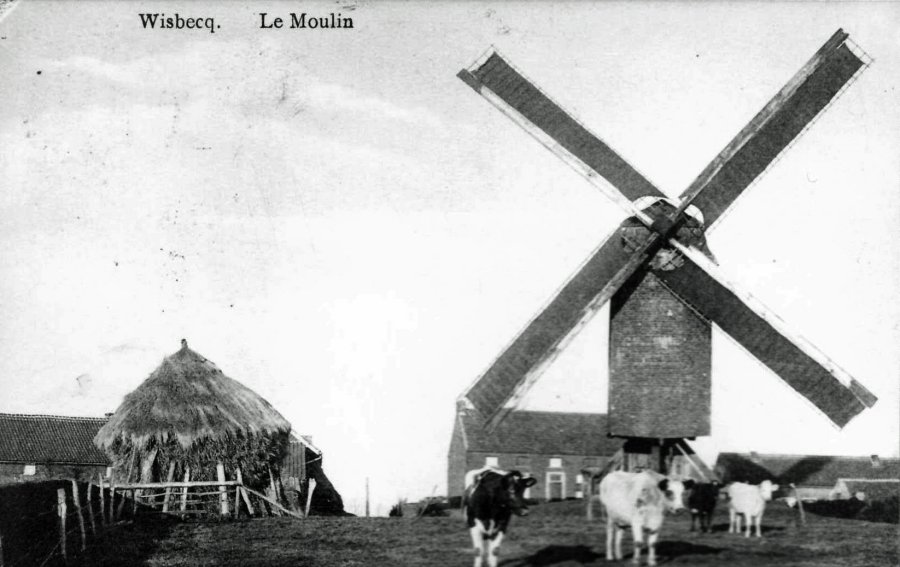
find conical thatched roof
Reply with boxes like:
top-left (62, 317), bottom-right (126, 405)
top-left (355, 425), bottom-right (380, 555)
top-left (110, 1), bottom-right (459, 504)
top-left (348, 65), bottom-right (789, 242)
top-left (94, 340), bottom-right (291, 451)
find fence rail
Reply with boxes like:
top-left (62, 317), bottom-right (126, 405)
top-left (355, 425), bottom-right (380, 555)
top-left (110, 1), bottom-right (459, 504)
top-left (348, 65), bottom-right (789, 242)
top-left (0, 475), bottom-right (306, 566)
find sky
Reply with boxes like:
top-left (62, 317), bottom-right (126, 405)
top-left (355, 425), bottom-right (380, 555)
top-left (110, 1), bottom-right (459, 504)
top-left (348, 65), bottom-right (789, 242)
top-left (0, 1), bottom-right (898, 516)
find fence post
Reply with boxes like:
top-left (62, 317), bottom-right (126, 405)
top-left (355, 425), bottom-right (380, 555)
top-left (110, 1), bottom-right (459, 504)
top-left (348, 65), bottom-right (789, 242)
top-left (305, 478), bottom-right (317, 517)
top-left (71, 480), bottom-right (86, 551)
top-left (57, 488), bottom-right (67, 563)
top-left (236, 468), bottom-right (254, 516)
top-left (267, 465), bottom-right (282, 516)
top-left (98, 474), bottom-right (107, 526)
top-left (217, 461), bottom-right (229, 516)
top-left (86, 480), bottom-right (96, 536)
top-left (116, 487), bottom-right (127, 521)
top-left (791, 483), bottom-right (806, 527)
top-left (180, 466), bottom-right (190, 512)
top-left (162, 461), bottom-right (176, 513)
top-left (108, 471), bottom-right (116, 523)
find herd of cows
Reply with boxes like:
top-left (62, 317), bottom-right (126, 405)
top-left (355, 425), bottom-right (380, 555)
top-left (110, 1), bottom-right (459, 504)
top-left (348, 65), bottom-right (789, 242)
top-left (463, 467), bottom-right (780, 567)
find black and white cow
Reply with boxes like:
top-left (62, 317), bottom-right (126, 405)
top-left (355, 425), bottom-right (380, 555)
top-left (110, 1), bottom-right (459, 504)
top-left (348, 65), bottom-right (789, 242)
top-left (687, 481), bottom-right (720, 533)
top-left (464, 467), bottom-right (537, 567)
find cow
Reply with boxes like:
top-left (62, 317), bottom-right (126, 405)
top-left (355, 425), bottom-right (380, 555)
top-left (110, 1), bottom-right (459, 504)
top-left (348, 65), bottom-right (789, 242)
top-left (687, 481), bottom-right (720, 533)
top-left (463, 468), bottom-right (536, 567)
top-left (726, 480), bottom-right (779, 538)
top-left (599, 470), bottom-right (693, 567)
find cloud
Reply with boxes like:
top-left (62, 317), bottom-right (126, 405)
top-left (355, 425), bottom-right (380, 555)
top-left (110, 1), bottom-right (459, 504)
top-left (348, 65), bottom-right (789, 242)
top-left (49, 55), bottom-right (143, 86)
top-left (303, 81), bottom-right (443, 129)
top-left (46, 40), bottom-right (444, 131)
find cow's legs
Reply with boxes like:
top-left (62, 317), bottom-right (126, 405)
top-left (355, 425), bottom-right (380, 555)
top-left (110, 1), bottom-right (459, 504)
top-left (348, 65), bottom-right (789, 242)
top-left (744, 514), bottom-right (752, 538)
top-left (646, 529), bottom-right (658, 567)
top-left (615, 525), bottom-right (624, 560)
top-left (755, 511), bottom-right (763, 538)
top-left (470, 526), bottom-right (485, 567)
top-left (631, 522), bottom-right (643, 565)
top-left (486, 532), bottom-right (504, 567)
top-left (690, 512), bottom-right (696, 532)
top-left (728, 508), bottom-right (735, 533)
top-left (605, 516), bottom-right (615, 561)
top-left (732, 511), bottom-right (743, 534)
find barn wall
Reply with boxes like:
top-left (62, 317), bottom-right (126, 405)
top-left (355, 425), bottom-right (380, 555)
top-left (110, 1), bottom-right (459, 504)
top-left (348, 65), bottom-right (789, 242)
top-left (0, 463), bottom-right (108, 485)
top-left (463, 451), bottom-right (610, 500)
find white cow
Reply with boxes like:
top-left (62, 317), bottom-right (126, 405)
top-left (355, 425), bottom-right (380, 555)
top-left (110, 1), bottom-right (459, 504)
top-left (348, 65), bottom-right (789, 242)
top-left (600, 470), bottom-right (692, 567)
top-left (726, 480), bottom-right (779, 537)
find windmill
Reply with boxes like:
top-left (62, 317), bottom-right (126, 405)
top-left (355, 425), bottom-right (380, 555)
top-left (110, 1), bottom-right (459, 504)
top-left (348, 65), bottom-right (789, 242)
top-left (456, 30), bottom-right (878, 473)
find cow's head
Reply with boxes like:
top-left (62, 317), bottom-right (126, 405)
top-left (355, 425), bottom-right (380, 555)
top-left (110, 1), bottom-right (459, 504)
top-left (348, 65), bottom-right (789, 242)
top-left (502, 471), bottom-right (537, 516)
top-left (759, 480), bottom-right (779, 501)
top-left (658, 478), bottom-right (694, 512)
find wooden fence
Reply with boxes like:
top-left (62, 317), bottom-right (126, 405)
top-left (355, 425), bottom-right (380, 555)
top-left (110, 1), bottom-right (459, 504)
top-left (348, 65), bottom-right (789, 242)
top-left (0, 475), bottom-right (303, 566)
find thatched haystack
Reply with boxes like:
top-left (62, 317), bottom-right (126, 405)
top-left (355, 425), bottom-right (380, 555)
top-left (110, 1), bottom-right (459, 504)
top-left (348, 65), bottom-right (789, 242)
top-left (94, 340), bottom-right (291, 489)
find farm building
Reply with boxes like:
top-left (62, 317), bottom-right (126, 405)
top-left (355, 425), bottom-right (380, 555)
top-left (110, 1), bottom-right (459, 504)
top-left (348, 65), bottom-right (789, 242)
top-left (715, 452), bottom-right (900, 501)
top-left (448, 404), bottom-right (712, 500)
top-left (0, 413), bottom-right (110, 484)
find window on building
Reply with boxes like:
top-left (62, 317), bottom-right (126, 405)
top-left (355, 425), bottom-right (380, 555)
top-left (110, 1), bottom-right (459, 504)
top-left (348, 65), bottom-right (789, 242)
top-left (516, 456), bottom-right (530, 467)
top-left (546, 472), bottom-right (565, 500)
top-left (23, 464), bottom-right (36, 476)
top-left (106, 467), bottom-right (113, 478)
top-left (485, 456), bottom-right (498, 467)
top-left (575, 474), bottom-right (584, 499)
top-left (549, 457), bottom-right (562, 468)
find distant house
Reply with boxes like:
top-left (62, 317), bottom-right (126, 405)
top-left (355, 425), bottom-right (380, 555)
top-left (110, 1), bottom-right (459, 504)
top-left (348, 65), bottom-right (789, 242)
top-left (715, 452), bottom-right (900, 501)
top-left (448, 406), bottom-right (712, 501)
top-left (0, 413), bottom-right (110, 484)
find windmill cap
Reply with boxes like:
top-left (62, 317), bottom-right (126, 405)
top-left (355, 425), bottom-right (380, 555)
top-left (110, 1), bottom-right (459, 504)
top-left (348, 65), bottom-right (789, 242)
top-left (633, 196), bottom-right (705, 226)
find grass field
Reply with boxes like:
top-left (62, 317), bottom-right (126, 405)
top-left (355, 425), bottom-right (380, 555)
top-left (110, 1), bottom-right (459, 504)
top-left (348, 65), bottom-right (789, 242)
top-left (75, 500), bottom-right (898, 567)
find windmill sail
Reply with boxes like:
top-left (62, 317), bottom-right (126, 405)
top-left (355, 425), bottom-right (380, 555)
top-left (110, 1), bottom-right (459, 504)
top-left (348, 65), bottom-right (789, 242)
top-left (654, 249), bottom-right (876, 428)
top-left (459, 50), bottom-right (666, 209)
top-left (462, 228), bottom-right (660, 425)
top-left (681, 30), bottom-right (866, 229)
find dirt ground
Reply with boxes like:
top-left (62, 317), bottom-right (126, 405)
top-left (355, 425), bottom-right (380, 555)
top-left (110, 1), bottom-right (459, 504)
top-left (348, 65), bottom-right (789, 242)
top-left (75, 500), bottom-right (898, 567)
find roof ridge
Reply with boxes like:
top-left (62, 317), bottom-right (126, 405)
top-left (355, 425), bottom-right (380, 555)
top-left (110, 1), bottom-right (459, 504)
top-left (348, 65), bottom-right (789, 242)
top-left (0, 412), bottom-right (108, 422)
top-left (721, 452), bottom-right (899, 461)
top-left (503, 410), bottom-right (607, 417)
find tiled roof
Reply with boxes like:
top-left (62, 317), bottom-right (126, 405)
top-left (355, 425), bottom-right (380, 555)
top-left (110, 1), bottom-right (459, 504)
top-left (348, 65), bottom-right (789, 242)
top-left (715, 452), bottom-right (900, 487)
top-left (459, 410), bottom-right (620, 456)
top-left (840, 480), bottom-right (899, 500)
top-left (0, 413), bottom-right (110, 465)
